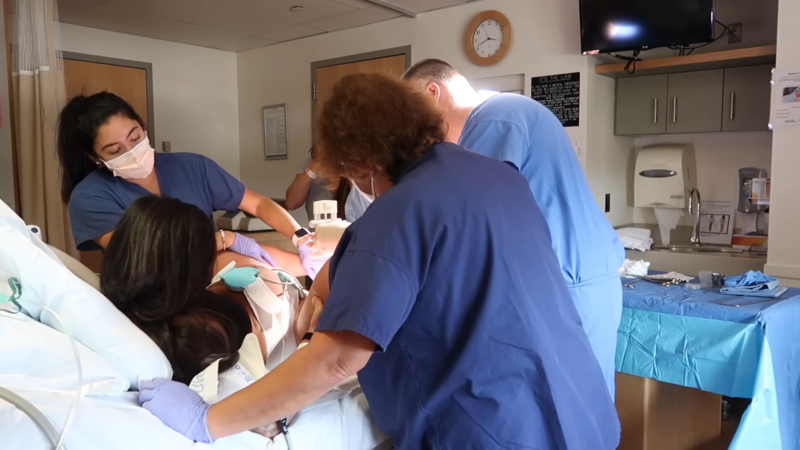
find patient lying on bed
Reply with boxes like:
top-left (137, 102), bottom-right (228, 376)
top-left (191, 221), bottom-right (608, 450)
top-left (99, 196), bottom-right (387, 448)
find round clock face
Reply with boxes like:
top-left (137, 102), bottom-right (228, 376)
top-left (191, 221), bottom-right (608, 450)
top-left (472, 19), bottom-right (504, 58)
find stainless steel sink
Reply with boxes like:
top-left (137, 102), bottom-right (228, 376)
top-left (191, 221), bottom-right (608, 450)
top-left (655, 245), bottom-right (744, 254)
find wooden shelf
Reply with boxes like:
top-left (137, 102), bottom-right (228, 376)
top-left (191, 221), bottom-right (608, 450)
top-left (595, 45), bottom-right (776, 78)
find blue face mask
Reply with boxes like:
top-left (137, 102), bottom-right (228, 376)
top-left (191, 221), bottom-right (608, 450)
top-left (351, 175), bottom-right (378, 204)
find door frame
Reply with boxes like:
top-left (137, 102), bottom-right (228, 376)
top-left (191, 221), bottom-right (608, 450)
top-left (63, 52), bottom-right (156, 143)
top-left (310, 45), bottom-right (412, 142)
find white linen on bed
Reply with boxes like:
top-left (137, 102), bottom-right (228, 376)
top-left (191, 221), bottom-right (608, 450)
top-left (0, 312), bottom-right (128, 395)
top-left (0, 388), bottom-right (269, 450)
top-left (0, 202), bottom-right (172, 390)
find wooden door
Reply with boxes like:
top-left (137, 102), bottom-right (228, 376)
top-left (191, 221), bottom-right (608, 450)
top-left (314, 54), bottom-right (407, 125)
top-left (64, 58), bottom-right (150, 273)
top-left (64, 59), bottom-right (149, 123)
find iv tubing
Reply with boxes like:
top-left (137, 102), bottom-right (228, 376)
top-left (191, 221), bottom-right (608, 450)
top-left (42, 304), bottom-right (83, 450)
top-left (0, 386), bottom-right (59, 447)
top-left (1, 303), bottom-right (83, 450)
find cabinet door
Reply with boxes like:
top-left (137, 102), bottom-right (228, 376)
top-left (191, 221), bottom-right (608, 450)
top-left (666, 70), bottom-right (724, 134)
top-left (615, 75), bottom-right (668, 136)
top-left (722, 65), bottom-right (773, 132)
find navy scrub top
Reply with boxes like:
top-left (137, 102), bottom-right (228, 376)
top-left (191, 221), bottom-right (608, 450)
top-left (69, 152), bottom-right (245, 251)
top-left (315, 143), bottom-right (620, 450)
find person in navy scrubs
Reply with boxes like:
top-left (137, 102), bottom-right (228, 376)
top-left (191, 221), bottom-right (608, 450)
top-left (136, 73), bottom-right (620, 449)
top-left (403, 59), bottom-right (625, 398)
top-left (57, 92), bottom-right (325, 278)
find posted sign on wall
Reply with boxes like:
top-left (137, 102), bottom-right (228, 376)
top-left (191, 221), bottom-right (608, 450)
top-left (531, 72), bottom-right (580, 127)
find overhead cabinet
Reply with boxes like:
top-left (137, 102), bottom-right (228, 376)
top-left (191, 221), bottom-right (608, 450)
top-left (615, 64), bottom-right (773, 136)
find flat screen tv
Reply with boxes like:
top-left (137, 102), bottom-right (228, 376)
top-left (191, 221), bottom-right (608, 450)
top-left (580, 0), bottom-right (716, 55)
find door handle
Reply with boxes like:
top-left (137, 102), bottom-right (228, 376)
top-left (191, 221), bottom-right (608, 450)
top-left (653, 98), bottom-right (658, 124)
top-left (672, 97), bottom-right (677, 123)
top-left (730, 92), bottom-right (736, 120)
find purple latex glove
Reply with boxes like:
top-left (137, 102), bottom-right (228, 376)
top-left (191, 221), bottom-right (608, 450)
top-left (298, 239), bottom-right (330, 280)
top-left (229, 233), bottom-right (278, 266)
top-left (139, 379), bottom-right (213, 443)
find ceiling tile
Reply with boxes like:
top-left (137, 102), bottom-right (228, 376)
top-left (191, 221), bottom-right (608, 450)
top-left (237, 0), bottom-right (358, 23)
top-left (331, 0), bottom-right (373, 8)
top-left (364, 5), bottom-right (404, 19)
top-left (142, 20), bottom-right (240, 47)
top-left (259, 24), bottom-right (327, 42)
top-left (213, 36), bottom-right (277, 52)
top-left (173, 7), bottom-right (297, 36)
top-left (307, 9), bottom-right (388, 32)
top-left (391, 0), bottom-right (466, 13)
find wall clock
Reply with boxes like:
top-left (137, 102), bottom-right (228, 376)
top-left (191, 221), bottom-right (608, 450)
top-left (465, 10), bottom-right (513, 67)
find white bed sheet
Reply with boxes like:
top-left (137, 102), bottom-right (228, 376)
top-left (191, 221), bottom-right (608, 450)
top-left (0, 387), bottom-right (269, 450)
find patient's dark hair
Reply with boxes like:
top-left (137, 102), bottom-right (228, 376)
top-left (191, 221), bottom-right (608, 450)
top-left (100, 196), bottom-right (245, 384)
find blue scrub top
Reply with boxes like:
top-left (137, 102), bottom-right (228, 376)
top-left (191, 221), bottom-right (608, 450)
top-left (316, 143), bottom-right (620, 450)
top-left (459, 94), bottom-right (624, 285)
top-left (69, 152), bottom-right (245, 251)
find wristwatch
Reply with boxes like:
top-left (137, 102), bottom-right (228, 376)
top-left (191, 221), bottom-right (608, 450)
top-left (305, 168), bottom-right (317, 180)
top-left (297, 332), bottom-right (313, 349)
top-left (292, 227), bottom-right (310, 246)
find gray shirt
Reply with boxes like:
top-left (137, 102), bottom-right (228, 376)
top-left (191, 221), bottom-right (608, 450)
top-left (299, 153), bottom-right (334, 221)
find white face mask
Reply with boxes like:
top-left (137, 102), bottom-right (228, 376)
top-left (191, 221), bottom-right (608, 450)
top-left (102, 136), bottom-right (155, 179)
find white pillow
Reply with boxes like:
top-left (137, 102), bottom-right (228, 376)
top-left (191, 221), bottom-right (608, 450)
top-left (0, 312), bottom-right (129, 395)
top-left (0, 203), bottom-right (171, 389)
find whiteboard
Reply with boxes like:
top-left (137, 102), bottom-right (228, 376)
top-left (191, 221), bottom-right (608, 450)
top-left (263, 103), bottom-right (288, 160)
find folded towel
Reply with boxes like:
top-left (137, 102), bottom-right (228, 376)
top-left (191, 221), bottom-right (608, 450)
top-left (619, 259), bottom-right (650, 278)
top-left (617, 228), bottom-right (653, 252)
top-left (724, 271), bottom-right (776, 287)
top-left (720, 279), bottom-right (789, 298)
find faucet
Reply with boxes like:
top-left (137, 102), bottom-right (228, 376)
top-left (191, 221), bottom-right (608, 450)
top-left (688, 188), bottom-right (702, 246)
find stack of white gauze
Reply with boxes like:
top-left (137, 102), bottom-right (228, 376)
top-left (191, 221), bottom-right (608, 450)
top-left (618, 259), bottom-right (650, 278)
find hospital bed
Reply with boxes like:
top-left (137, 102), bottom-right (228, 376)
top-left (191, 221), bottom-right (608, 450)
top-left (0, 201), bottom-right (391, 450)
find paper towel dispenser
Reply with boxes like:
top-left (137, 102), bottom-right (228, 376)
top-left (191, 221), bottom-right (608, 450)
top-left (634, 144), bottom-right (697, 209)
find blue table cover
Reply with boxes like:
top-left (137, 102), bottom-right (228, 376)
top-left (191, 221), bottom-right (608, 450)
top-left (618, 278), bottom-right (800, 449)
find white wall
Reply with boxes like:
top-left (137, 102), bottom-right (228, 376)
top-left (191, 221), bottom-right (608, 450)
top-left (633, 132), bottom-right (773, 231)
top-left (59, 24), bottom-right (241, 177)
top-left (765, 0), bottom-right (800, 285)
top-left (0, 0), bottom-right (15, 209)
top-left (236, 0), bottom-right (605, 223)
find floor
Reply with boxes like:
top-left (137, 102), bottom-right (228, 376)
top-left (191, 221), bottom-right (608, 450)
top-left (697, 418), bottom-right (739, 450)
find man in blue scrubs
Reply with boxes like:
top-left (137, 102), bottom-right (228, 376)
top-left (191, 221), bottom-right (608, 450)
top-left (137, 73), bottom-right (619, 449)
top-left (403, 60), bottom-right (625, 398)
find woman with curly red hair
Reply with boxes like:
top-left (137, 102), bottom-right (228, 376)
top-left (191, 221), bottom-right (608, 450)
top-left (139, 73), bottom-right (620, 450)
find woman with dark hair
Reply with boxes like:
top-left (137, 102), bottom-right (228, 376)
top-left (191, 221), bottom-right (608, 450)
top-left (101, 196), bottom-right (387, 448)
top-left (100, 195), bottom-right (260, 382)
top-left (58, 92), bottom-right (326, 279)
top-left (138, 73), bottom-right (620, 450)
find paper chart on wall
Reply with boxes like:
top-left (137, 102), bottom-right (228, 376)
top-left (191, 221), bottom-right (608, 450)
top-left (770, 69), bottom-right (800, 129)
top-left (698, 200), bottom-right (734, 245)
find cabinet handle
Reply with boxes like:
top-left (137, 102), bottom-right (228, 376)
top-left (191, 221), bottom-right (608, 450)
top-left (730, 92), bottom-right (736, 120)
top-left (653, 98), bottom-right (658, 124)
top-left (672, 97), bottom-right (677, 123)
